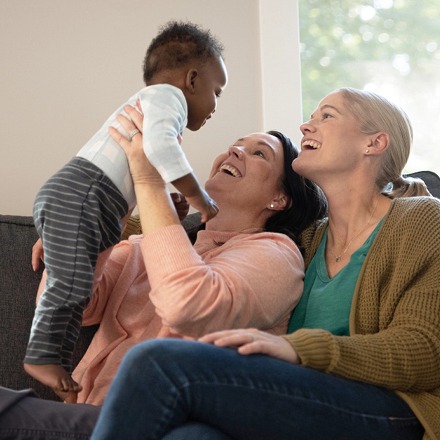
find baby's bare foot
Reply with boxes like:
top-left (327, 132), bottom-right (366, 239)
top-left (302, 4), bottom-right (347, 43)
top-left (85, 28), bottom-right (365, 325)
top-left (24, 363), bottom-right (82, 403)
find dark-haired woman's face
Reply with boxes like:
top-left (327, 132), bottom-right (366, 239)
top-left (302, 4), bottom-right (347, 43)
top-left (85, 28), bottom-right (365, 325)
top-left (205, 133), bottom-right (287, 213)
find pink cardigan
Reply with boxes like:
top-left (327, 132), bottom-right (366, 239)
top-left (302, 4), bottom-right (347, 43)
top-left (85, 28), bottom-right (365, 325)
top-left (72, 224), bottom-right (304, 405)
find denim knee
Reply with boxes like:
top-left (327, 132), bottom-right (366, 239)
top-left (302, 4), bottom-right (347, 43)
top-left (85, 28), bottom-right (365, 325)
top-left (120, 339), bottom-right (196, 381)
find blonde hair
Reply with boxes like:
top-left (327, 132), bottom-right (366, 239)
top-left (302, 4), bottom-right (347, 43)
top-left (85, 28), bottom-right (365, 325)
top-left (338, 87), bottom-right (430, 198)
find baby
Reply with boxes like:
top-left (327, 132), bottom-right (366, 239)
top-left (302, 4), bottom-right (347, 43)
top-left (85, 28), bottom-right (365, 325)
top-left (24, 21), bottom-right (228, 402)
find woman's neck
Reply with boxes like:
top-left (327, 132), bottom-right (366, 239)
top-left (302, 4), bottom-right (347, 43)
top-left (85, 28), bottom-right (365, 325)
top-left (323, 183), bottom-right (391, 261)
top-left (326, 187), bottom-right (388, 234)
top-left (205, 205), bottom-right (268, 233)
top-left (319, 183), bottom-right (391, 278)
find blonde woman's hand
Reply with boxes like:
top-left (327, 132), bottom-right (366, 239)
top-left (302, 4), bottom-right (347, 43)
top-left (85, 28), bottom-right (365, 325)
top-left (199, 328), bottom-right (300, 364)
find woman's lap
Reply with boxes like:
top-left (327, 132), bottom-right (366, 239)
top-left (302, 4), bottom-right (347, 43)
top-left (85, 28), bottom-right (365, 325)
top-left (91, 339), bottom-right (423, 440)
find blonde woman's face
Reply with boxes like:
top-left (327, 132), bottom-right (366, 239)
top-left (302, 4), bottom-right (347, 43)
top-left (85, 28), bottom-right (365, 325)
top-left (292, 91), bottom-right (371, 183)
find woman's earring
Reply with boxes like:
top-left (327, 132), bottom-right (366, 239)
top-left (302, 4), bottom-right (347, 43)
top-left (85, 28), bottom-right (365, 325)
top-left (365, 149), bottom-right (369, 153)
top-left (270, 204), bottom-right (274, 208)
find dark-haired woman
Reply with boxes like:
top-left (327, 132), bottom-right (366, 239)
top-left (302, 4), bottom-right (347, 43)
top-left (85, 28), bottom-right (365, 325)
top-left (91, 89), bottom-right (439, 440)
top-left (31, 106), bottom-right (326, 406)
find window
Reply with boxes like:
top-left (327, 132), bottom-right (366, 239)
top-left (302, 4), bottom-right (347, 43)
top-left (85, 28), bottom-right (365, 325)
top-left (299, 0), bottom-right (440, 174)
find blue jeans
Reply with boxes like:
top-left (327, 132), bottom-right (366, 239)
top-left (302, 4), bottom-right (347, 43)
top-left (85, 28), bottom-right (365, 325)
top-left (91, 339), bottom-right (423, 440)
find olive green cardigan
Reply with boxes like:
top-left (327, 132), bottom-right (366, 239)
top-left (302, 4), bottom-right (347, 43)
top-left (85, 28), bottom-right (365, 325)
top-left (283, 197), bottom-right (440, 440)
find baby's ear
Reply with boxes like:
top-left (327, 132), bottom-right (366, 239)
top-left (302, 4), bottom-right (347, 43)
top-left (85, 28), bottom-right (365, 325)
top-left (185, 69), bottom-right (198, 93)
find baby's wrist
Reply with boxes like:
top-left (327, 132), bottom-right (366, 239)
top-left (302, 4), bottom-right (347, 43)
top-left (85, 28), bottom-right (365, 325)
top-left (186, 190), bottom-right (208, 203)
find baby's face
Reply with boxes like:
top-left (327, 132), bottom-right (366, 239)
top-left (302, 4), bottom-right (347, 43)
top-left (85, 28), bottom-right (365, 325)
top-left (186, 56), bottom-right (228, 131)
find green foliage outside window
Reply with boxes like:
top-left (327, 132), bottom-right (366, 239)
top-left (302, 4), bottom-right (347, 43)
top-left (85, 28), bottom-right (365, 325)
top-left (299, 0), bottom-right (440, 172)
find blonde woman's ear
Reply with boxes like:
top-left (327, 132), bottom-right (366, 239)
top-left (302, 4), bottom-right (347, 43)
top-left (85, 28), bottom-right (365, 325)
top-left (366, 133), bottom-right (390, 155)
top-left (375, 132), bottom-right (390, 152)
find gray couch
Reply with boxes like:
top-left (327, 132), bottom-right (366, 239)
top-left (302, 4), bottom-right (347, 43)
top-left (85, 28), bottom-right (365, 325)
top-left (0, 212), bottom-right (201, 401)
top-left (1, 171), bottom-right (439, 402)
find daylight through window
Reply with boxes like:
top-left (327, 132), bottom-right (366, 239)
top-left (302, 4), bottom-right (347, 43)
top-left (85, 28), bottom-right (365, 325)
top-left (299, 0), bottom-right (440, 174)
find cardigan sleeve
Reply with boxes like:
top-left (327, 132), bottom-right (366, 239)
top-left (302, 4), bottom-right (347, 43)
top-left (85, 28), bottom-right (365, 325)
top-left (284, 197), bottom-right (440, 393)
top-left (140, 225), bottom-right (305, 337)
top-left (122, 214), bottom-right (142, 240)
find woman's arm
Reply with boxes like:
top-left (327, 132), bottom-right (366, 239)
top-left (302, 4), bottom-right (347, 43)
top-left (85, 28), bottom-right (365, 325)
top-left (142, 229), bottom-right (304, 337)
top-left (109, 106), bottom-right (182, 237)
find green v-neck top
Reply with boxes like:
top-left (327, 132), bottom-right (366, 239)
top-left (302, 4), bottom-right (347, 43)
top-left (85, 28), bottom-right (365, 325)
top-left (288, 217), bottom-right (384, 336)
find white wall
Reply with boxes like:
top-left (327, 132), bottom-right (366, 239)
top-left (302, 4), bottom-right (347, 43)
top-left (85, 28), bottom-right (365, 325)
top-left (0, 0), bottom-right (301, 216)
top-left (259, 0), bottom-right (302, 142)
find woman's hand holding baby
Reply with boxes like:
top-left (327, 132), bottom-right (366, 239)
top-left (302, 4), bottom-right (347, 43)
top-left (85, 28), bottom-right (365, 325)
top-left (110, 108), bottom-right (164, 190)
top-left (113, 103), bottom-right (218, 224)
top-left (109, 104), bottom-right (181, 236)
top-left (32, 238), bottom-right (44, 271)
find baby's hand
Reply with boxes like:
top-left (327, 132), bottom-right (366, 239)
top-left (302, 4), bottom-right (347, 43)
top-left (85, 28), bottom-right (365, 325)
top-left (186, 189), bottom-right (219, 223)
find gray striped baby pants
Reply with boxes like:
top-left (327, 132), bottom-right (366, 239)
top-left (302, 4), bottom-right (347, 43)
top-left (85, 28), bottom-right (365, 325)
top-left (24, 157), bottom-right (128, 371)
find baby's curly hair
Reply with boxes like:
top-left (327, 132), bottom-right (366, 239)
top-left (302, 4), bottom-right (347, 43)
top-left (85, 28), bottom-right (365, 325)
top-left (143, 21), bottom-right (224, 85)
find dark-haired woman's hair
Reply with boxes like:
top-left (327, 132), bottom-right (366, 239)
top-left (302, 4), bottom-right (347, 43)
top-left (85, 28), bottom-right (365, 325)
top-left (264, 130), bottom-right (327, 244)
top-left (188, 131), bottom-right (327, 249)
